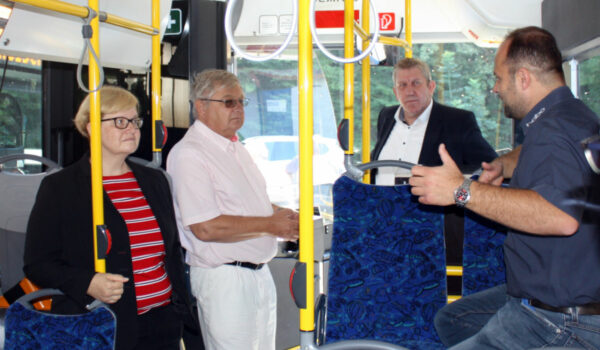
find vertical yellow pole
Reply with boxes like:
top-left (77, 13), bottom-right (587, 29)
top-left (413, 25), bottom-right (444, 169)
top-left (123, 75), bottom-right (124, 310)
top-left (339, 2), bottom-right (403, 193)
top-left (151, 0), bottom-right (161, 154)
top-left (298, 0), bottom-right (315, 333)
top-left (343, 0), bottom-right (354, 156)
top-left (405, 0), bottom-right (412, 58)
top-left (361, 0), bottom-right (371, 183)
top-left (88, 0), bottom-right (105, 273)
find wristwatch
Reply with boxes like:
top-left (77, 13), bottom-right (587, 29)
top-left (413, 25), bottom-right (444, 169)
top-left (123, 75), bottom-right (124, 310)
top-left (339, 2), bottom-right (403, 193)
top-left (454, 178), bottom-right (472, 208)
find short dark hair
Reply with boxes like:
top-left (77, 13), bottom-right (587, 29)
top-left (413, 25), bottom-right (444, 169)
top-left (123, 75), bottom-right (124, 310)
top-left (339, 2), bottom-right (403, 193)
top-left (504, 26), bottom-right (564, 80)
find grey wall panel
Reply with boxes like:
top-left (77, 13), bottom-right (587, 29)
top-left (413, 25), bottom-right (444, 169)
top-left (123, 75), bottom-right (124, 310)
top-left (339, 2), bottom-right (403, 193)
top-left (542, 0), bottom-right (600, 57)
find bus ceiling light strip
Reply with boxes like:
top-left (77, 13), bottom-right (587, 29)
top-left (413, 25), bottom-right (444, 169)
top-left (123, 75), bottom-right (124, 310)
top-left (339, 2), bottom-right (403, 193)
top-left (224, 0), bottom-right (298, 62)
top-left (309, 0), bottom-right (380, 64)
top-left (76, 7), bottom-right (104, 93)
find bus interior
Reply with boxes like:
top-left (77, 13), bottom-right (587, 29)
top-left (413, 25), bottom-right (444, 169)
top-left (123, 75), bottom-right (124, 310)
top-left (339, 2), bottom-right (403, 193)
top-left (0, 0), bottom-right (599, 349)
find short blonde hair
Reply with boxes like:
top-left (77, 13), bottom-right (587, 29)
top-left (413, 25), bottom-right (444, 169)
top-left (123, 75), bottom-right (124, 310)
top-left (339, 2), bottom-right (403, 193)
top-left (392, 58), bottom-right (433, 86)
top-left (73, 85), bottom-right (139, 138)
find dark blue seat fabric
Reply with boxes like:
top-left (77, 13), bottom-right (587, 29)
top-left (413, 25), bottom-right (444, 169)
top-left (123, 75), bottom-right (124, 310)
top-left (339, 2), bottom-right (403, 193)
top-left (462, 209), bottom-right (507, 296)
top-left (4, 289), bottom-right (116, 349)
top-left (326, 175), bottom-right (446, 349)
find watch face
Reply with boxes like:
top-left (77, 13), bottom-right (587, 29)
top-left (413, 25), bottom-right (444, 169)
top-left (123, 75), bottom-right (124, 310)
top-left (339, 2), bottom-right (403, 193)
top-left (456, 188), bottom-right (469, 202)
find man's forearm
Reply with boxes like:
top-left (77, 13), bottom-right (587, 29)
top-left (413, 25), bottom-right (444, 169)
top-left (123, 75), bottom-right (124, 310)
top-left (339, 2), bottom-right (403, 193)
top-left (499, 145), bottom-right (521, 178)
top-left (467, 181), bottom-right (578, 236)
top-left (189, 215), bottom-right (272, 243)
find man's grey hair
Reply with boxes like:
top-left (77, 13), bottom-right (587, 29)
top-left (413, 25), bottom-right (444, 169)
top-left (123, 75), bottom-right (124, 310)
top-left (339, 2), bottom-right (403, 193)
top-left (392, 58), bottom-right (433, 86)
top-left (189, 69), bottom-right (241, 101)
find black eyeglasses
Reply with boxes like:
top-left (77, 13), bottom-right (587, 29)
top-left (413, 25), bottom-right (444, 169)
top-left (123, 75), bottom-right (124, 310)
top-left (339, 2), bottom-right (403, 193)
top-left (101, 117), bottom-right (144, 129)
top-left (198, 98), bottom-right (249, 108)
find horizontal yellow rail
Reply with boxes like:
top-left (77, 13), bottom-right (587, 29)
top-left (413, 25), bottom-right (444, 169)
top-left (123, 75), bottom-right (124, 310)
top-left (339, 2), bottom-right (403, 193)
top-left (14, 0), bottom-right (88, 18)
top-left (13, 0), bottom-right (158, 35)
top-left (100, 12), bottom-right (158, 35)
top-left (448, 295), bottom-right (461, 303)
top-left (446, 265), bottom-right (463, 276)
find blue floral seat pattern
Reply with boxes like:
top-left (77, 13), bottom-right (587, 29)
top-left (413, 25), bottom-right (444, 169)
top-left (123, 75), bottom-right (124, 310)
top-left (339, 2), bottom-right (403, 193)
top-left (326, 175), bottom-right (446, 349)
top-left (462, 209), bottom-right (507, 296)
top-left (4, 301), bottom-right (116, 350)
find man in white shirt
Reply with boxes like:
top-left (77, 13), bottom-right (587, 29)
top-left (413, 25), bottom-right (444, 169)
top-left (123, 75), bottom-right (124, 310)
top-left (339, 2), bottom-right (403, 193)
top-left (371, 58), bottom-right (496, 185)
top-left (167, 69), bottom-right (299, 350)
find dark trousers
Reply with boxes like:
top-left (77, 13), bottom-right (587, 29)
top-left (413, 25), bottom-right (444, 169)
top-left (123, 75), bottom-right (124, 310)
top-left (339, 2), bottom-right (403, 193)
top-left (134, 303), bottom-right (183, 350)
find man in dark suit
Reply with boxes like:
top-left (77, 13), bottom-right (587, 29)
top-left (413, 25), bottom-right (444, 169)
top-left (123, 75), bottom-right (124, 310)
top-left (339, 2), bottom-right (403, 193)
top-left (371, 58), bottom-right (497, 184)
top-left (371, 58), bottom-right (497, 295)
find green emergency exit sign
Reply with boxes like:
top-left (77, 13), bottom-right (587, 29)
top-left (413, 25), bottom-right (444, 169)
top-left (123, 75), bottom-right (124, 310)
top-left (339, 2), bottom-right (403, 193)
top-left (165, 9), bottom-right (182, 36)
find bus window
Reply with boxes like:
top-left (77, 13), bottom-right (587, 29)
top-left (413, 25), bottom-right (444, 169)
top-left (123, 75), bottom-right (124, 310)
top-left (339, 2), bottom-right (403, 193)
top-left (580, 56), bottom-right (600, 116)
top-left (0, 55), bottom-right (42, 173)
top-left (236, 51), bottom-right (345, 210)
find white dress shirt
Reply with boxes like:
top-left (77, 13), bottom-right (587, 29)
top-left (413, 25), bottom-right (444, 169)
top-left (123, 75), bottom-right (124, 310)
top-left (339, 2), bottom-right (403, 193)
top-left (375, 100), bottom-right (433, 185)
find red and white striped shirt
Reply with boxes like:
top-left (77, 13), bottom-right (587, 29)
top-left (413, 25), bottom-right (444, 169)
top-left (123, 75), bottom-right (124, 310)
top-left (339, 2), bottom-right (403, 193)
top-left (103, 172), bottom-right (172, 315)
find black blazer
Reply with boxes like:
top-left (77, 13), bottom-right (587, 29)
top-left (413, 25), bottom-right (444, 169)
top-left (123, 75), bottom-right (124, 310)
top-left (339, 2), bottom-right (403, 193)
top-left (371, 101), bottom-right (497, 181)
top-left (24, 155), bottom-right (198, 350)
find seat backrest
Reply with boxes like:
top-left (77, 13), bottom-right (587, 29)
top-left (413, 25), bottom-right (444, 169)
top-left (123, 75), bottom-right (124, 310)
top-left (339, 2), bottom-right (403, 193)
top-left (326, 175), bottom-right (446, 349)
top-left (0, 155), bottom-right (60, 293)
top-left (462, 209), bottom-right (507, 296)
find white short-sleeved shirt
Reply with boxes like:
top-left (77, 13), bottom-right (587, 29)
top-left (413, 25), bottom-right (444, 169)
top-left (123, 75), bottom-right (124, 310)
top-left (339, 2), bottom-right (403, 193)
top-left (167, 120), bottom-right (277, 268)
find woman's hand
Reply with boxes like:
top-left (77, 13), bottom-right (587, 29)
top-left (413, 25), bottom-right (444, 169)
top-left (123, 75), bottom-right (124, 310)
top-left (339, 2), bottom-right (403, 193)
top-left (87, 273), bottom-right (129, 304)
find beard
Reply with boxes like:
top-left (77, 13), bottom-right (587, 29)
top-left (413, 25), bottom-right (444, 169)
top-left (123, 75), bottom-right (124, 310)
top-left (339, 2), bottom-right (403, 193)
top-left (500, 89), bottom-right (528, 120)
top-left (503, 102), bottom-right (518, 120)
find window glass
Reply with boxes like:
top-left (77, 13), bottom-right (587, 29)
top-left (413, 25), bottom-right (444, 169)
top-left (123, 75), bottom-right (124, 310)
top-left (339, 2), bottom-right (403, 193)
top-left (580, 56), bottom-right (600, 115)
top-left (0, 55), bottom-right (42, 173)
top-left (236, 53), bottom-right (345, 212)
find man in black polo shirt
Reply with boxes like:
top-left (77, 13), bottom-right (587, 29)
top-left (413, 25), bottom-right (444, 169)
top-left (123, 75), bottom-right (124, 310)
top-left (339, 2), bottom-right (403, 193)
top-left (409, 26), bottom-right (600, 349)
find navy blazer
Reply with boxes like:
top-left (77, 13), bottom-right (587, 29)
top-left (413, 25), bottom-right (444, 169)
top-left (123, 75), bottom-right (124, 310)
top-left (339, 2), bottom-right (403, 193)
top-left (371, 101), bottom-right (497, 181)
top-left (24, 155), bottom-right (198, 350)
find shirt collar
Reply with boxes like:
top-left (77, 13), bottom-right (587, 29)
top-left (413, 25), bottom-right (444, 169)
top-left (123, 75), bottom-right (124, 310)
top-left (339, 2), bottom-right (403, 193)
top-left (520, 86), bottom-right (574, 135)
top-left (192, 119), bottom-right (239, 152)
top-left (395, 99), bottom-right (434, 126)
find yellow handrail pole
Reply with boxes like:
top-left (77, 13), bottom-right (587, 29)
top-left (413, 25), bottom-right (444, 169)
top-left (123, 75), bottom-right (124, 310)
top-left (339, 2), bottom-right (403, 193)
top-left (405, 0), bottom-right (412, 57)
top-left (12, 0), bottom-right (157, 35)
top-left (361, 0), bottom-right (370, 183)
top-left (343, 0), bottom-right (354, 156)
top-left (298, 0), bottom-right (315, 333)
top-left (151, 0), bottom-right (162, 160)
top-left (88, 0), bottom-right (105, 273)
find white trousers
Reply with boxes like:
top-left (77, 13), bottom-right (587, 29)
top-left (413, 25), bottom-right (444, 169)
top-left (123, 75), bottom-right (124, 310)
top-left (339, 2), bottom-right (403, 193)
top-left (190, 264), bottom-right (277, 350)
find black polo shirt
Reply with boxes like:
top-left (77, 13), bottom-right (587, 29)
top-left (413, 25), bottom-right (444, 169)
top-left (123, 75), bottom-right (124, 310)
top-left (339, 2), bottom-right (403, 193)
top-left (504, 86), bottom-right (600, 307)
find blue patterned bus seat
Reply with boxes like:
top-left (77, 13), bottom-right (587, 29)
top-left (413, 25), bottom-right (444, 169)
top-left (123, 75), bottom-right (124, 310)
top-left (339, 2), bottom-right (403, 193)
top-left (326, 175), bottom-right (446, 349)
top-left (462, 209), bottom-right (507, 296)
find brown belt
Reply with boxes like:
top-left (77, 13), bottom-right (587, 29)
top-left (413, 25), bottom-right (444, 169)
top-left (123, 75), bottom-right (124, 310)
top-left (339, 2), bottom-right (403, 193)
top-left (529, 299), bottom-right (600, 315)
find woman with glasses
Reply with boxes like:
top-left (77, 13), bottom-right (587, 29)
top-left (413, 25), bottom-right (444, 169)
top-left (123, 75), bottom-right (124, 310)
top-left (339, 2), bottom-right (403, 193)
top-left (24, 85), bottom-right (198, 349)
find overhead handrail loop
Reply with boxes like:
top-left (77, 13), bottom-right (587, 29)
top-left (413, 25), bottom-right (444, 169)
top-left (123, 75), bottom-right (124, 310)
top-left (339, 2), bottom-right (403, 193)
top-left (224, 0), bottom-right (298, 62)
top-left (76, 7), bottom-right (105, 93)
top-left (309, 0), bottom-right (381, 64)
